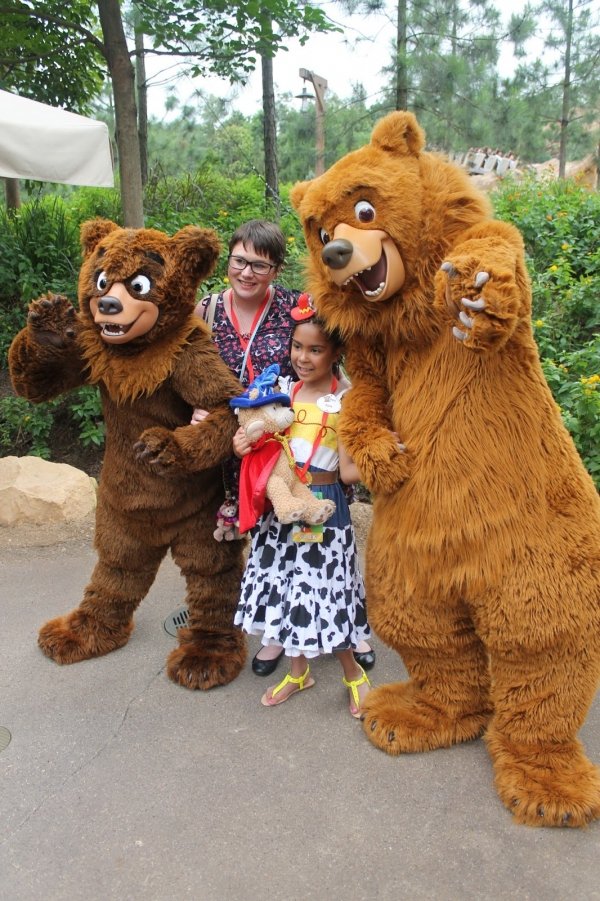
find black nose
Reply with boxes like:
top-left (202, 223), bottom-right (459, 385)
top-left (322, 239), bottom-right (353, 270)
top-left (97, 296), bottom-right (123, 315)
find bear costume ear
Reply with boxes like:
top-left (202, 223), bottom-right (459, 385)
top-left (371, 111), bottom-right (425, 156)
top-left (290, 180), bottom-right (310, 211)
top-left (170, 226), bottom-right (221, 283)
top-left (80, 218), bottom-right (120, 257)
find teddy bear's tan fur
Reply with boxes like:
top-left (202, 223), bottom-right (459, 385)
top-left (236, 400), bottom-right (335, 527)
top-left (291, 111), bottom-right (600, 827)
top-left (9, 219), bottom-right (247, 690)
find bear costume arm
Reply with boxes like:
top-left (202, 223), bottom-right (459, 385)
top-left (135, 330), bottom-right (241, 473)
top-left (8, 293), bottom-right (89, 402)
top-left (435, 220), bottom-right (532, 353)
top-left (340, 341), bottom-right (411, 496)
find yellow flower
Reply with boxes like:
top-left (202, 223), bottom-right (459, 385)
top-left (561, 243), bottom-right (569, 250)
top-left (287, 236), bottom-right (295, 243)
top-left (549, 264), bottom-right (558, 272)
top-left (534, 319), bottom-right (545, 328)
top-left (546, 214), bottom-right (553, 220)
top-left (223, 276), bottom-right (230, 284)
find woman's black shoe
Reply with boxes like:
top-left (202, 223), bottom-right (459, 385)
top-left (251, 648), bottom-right (285, 676)
top-left (354, 648), bottom-right (376, 671)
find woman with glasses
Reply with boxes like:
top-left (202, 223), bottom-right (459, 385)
top-left (192, 219), bottom-right (376, 677)
top-left (195, 220), bottom-right (298, 389)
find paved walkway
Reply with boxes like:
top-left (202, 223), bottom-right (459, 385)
top-left (1, 523), bottom-right (598, 900)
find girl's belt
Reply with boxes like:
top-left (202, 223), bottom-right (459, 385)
top-left (308, 470), bottom-right (339, 486)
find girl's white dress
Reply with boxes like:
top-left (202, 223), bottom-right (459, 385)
top-left (234, 384), bottom-right (370, 658)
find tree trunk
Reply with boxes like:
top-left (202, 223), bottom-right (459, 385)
top-left (97, 0), bottom-right (144, 227)
top-left (558, 0), bottom-right (573, 179)
top-left (395, 0), bottom-right (408, 110)
top-left (4, 178), bottom-right (20, 210)
top-left (134, 15), bottom-right (148, 187)
top-left (261, 52), bottom-right (280, 219)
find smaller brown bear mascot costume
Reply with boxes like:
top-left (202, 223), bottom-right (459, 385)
top-left (9, 219), bottom-right (246, 690)
top-left (291, 112), bottom-right (600, 827)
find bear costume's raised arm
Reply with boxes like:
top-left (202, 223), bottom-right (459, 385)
top-left (9, 293), bottom-right (89, 401)
top-left (435, 220), bottom-right (533, 354)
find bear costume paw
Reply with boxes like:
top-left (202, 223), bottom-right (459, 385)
top-left (166, 627), bottom-right (247, 690)
top-left (360, 682), bottom-right (491, 753)
top-left (38, 609), bottom-right (134, 663)
top-left (486, 730), bottom-right (600, 828)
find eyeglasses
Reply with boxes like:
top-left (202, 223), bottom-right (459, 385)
top-left (228, 255), bottom-right (276, 276)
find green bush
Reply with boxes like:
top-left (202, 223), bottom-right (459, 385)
top-left (494, 175), bottom-right (600, 486)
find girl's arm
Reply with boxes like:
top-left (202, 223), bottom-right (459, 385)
top-left (338, 438), bottom-right (363, 485)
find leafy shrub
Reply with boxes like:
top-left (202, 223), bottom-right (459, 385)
top-left (0, 394), bottom-right (56, 458)
top-left (494, 175), bottom-right (600, 486)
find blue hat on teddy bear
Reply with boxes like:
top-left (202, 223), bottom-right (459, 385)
top-left (230, 363), bottom-right (291, 409)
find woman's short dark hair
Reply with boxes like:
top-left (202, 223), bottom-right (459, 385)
top-left (228, 220), bottom-right (287, 268)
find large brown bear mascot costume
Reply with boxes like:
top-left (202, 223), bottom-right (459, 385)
top-left (291, 112), bottom-right (600, 827)
top-left (9, 219), bottom-right (246, 689)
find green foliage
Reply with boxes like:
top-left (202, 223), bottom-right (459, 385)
top-left (493, 175), bottom-right (600, 485)
top-left (0, 388), bottom-right (105, 459)
top-left (0, 0), bottom-right (105, 110)
top-left (0, 394), bottom-right (55, 458)
top-left (67, 386), bottom-right (105, 448)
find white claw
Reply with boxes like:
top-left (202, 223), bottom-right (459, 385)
top-left (396, 443), bottom-right (406, 453)
top-left (462, 296), bottom-right (486, 311)
top-left (441, 261), bottom-right (455, 274)
top-left (459, 311), bottom-right (474, 329)
top-left (475, 271), bottom-right (489, 288)
top-left (452, 326), bottom-right (468, 341)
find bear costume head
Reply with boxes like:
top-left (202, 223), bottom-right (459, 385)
top-left (291, 112), bottom-right (500, 344)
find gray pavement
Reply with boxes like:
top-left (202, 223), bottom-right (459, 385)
top-left (1, 531), bottom-right (599, 901)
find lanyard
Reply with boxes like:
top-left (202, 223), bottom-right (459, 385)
top-left (291, 376), bottom-right (338, 483)
top-left (229, 288), bottom-right (272, 384)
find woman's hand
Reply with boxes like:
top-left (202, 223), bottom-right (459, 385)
top-left (191, 408), bottom-right (209, 424)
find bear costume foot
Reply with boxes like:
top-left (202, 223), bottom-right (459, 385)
top-left (166, 627), bottom-right (247, 690)
top-left (361, 681), bottom-right (491, 752)
top-left (38, 610), bottom-right (134, 663)
top-left (486, 730), bottom-right (600, 828)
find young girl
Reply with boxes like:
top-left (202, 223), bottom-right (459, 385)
top-left (233, 299), bottom-right (372, 717)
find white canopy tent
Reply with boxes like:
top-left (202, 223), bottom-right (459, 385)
top-left (0, 90), bottom-right (114, 188)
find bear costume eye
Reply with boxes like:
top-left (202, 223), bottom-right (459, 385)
top-left (355, 200), bottom-right (375, 223)
top-left (130, 274), bottom-right (152, 295)
top-left (319, 228), bottom-right (331, 245)
top-left (96, 270), bottom-right (108, 291)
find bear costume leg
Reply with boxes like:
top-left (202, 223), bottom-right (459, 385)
top-left (38, 500), bottom-right (167, 663)
top-left (167, 520), bottom-right (247, 690)
top-left (361, 588), bottom-right (493, 751)
top-left (485, 644), bottom-right (600, 828)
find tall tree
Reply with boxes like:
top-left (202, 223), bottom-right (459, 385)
top-left (1, 0), bottom-right (336, 225)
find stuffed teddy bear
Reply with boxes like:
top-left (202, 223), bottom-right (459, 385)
top-left (9, 219), bottom-right (247, 690)
top-left (290, 111), bottom-right (600, 827)
top-left (214, 497), bottom-right (239, 541)
top-left (232, 364), bottom-right (336, 533)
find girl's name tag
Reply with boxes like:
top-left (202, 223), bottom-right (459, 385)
top-left (316, 393), bottom-right (341, 413)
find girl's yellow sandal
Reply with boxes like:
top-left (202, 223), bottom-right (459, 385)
top-left (261, 665), bottom-right (315, 707)
top-left (343, 666), bottom-right (371, 718)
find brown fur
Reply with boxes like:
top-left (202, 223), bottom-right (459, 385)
top-left (9, 219), bottom-right (248, 689)
top-left (291, 112), bottom-right (600, 827)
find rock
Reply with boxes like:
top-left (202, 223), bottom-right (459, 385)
top-left (0, 455), bottom-right (97, 527)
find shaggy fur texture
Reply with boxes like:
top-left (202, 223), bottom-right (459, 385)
top-left (9, 219), bottom-right (247, 689)
top-left (291, 112), bottom-right (600, 827)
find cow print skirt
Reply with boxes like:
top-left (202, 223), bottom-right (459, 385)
top-left (235, 480), bottom-right (370, 659)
